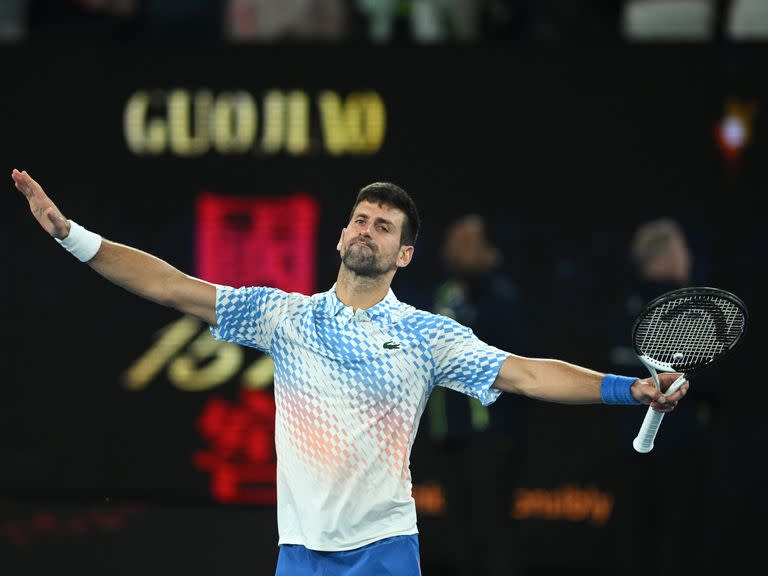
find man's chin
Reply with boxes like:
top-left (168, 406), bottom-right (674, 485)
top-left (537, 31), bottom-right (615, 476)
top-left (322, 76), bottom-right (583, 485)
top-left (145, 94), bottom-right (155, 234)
top-left (344, 263), bottom-right (381, 277)
top-left (342, 257), bottom-right (383, 277)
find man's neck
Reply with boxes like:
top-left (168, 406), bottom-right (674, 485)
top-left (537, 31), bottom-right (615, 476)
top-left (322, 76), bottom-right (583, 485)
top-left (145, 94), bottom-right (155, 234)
top-left (335, 266), bottom-right (393, 311)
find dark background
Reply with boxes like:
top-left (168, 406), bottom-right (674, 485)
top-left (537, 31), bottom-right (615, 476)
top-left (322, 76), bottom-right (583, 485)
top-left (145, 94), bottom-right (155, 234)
top-left (1, 41), bottom-right (765, 575)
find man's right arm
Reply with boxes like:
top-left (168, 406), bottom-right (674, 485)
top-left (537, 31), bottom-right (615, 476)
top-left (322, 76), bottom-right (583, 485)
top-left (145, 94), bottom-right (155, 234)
top-left (12, 168), bottom-right (218, 327)
top-left (87, 239), bottom-right (218, 326)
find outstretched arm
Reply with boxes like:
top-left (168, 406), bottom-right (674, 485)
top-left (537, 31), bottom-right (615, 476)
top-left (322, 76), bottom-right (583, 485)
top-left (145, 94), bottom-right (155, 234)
top-left (491, 354), bottom-right (689, 412)
top-left (12, 169), bottom-right (218, 326)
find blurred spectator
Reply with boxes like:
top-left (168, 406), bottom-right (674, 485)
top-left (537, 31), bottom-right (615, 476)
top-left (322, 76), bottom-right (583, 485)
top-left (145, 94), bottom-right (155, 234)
top-left (609, 217), bottom-right (718, 576)
top-left (354, 0), bottom-right (410, 43)
top-left (355, 0), bottom-right (483, 43)
top-left (427, 213), bottom-right (532, 576)
top-left (622, 0), bottom-right (716, 41)
top-left (430, 214), bottom-right (532, 443)
top-left (351, 0), bottom-right (623, 43)
top-left (617, 216), bottom-right (692, 334)
top-left (433, 213), bottom-right (532, 361)
top-left (726, 0), bottom-right (768, 40)
top-left (633, 217), bottom-right (692, 284)
top-left (0, 0), bottom-right (28, 42)
top-left (224, 0), bottom-right (348, 42)
top-left (609, 217), bottom-right (713, 427)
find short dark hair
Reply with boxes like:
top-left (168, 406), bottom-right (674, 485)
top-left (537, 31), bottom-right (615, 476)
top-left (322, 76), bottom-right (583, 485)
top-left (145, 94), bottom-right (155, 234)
top-left (348, 182), bottom-right (420, 246)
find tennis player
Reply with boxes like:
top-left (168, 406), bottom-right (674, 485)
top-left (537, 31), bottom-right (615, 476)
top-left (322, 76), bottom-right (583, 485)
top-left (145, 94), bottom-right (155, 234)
top-left (12, 169), bottom-right (688, 576)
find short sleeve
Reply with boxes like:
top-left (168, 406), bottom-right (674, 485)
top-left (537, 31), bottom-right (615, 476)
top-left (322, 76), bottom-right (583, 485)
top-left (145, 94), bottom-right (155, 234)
top-left (432, 316), bottom-right (511, 407)
top-left (209, 285), bottom-right (293, 354)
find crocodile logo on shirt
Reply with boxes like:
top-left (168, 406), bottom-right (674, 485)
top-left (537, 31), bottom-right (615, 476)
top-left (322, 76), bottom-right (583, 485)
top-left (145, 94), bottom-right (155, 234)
top-left (383, 341), bottom-right (400, 350)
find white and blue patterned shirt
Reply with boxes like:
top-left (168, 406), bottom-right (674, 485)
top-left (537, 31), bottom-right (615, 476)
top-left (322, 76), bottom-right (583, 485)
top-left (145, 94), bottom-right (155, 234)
top-left (210, 283), bottom-right (511, 551)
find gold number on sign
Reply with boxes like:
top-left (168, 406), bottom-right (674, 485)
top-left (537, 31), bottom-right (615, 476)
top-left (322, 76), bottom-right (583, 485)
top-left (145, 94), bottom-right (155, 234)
top-left (122, 316), bottom-right (200, 391)
top-left (122, 316), bottom-right (274, 392)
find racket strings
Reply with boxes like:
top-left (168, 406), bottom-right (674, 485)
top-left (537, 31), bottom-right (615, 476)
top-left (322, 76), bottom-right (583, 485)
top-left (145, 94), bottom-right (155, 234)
top-left (635, 294), bottom-right (744, 370)
top-left (640, 297), bottom-right (738, 362)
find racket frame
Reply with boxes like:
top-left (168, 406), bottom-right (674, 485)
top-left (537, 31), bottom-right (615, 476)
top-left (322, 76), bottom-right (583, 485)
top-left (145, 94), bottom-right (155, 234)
top-left (630, 287), bottom-right (747, 453)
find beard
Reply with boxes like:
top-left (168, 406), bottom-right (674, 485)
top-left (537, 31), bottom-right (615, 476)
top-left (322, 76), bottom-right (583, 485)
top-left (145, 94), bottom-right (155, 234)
top-left (341, 238), bottom-right (397, 278)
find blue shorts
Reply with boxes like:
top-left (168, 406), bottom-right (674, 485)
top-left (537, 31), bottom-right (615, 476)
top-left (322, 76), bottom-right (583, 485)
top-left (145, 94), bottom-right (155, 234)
top-left (275, 534), bottom-right (421, 576)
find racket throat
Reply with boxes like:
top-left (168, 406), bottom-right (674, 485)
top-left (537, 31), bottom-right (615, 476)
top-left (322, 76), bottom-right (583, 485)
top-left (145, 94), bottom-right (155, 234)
top-left (638, 355), bottom-right (667, 390)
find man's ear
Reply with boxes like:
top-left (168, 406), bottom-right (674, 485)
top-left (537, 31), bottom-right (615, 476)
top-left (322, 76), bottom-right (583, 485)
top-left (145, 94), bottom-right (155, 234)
top-left (397, 245), bottom-right (414, 268)
top-left (337, 228), bottom-right (346, 252)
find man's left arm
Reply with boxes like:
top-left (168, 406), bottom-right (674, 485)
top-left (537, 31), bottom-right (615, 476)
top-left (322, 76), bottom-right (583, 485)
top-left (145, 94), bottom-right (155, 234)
top-left (491, 355), bottom-right (689, 412)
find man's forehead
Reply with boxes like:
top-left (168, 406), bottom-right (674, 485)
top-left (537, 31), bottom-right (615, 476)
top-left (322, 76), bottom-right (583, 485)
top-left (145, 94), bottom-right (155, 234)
top-left (352, 201), bottom-right (406, 225)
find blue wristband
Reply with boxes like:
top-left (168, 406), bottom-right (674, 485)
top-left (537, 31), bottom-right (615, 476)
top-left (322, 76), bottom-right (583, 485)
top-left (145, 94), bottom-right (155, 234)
top-left (601, 374), bottom-right (641, 405)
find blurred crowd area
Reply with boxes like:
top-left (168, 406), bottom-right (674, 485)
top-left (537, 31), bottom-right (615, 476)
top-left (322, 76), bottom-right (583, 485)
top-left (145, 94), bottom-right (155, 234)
top-left (2, 0), bottom-right (768, 44)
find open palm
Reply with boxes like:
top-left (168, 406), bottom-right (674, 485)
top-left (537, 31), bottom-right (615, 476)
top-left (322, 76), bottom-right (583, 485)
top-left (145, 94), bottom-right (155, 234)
top-left (11, 169), bottom-right (70, 239)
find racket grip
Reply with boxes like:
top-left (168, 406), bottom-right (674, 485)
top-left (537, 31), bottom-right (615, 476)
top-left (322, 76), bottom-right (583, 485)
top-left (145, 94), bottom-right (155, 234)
top-left (632, 375), bottom-right (687, 453)
top-left (633, 408), bottom-right (665, 453)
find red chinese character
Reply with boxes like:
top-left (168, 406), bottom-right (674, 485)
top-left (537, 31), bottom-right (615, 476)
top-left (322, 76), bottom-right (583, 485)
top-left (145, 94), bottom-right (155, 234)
top-left (194, 390), bottom-right (277, 504)
top-left (196, 192), bottom-right (319, 294)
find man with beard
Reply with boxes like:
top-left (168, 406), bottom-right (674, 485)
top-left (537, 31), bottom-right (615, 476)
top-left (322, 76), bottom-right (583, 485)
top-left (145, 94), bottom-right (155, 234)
top-left (12, 169), bottom-right (689, 576)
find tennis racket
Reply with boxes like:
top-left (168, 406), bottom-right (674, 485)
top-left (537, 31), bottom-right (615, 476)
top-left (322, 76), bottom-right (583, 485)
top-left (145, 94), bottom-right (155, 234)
top-left (632, 286), bottom-right (748, 453)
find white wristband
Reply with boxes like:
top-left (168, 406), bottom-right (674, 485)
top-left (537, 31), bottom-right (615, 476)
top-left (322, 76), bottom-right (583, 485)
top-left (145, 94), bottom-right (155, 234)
top-left (55, 219), bottom-right (102, 262)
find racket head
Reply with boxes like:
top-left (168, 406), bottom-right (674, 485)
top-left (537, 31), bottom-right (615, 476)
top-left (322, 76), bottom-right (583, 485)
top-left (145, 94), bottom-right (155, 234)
top-left (632, 286), bottom-right (748, 374)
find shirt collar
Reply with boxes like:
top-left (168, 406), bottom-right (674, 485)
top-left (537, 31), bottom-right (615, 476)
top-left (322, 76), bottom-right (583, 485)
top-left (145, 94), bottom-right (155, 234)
top-left (323, 283), bottom-right (399, 324)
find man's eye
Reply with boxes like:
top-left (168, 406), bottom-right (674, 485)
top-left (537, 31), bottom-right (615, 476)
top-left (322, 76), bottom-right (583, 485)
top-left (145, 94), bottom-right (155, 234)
top-left (378, 226), bottom-right (389, 232)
